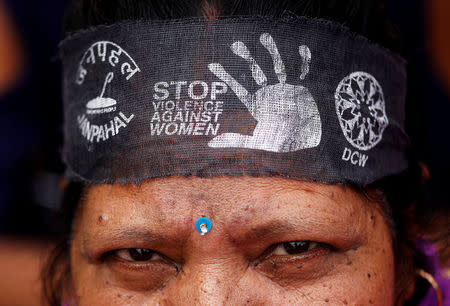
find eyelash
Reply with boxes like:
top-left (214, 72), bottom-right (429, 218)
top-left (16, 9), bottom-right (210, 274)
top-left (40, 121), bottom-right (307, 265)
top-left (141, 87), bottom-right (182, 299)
top-left (107, 248), bottom-right (163, 264)
top-left (272, 241), bottom-right (320, 256)
top-left (113, 249), bottom-right (162, 262)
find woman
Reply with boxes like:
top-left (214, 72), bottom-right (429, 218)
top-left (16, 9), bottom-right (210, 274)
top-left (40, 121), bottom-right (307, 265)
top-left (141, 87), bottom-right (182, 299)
top-left (43, 0), bottom-right (448, 305)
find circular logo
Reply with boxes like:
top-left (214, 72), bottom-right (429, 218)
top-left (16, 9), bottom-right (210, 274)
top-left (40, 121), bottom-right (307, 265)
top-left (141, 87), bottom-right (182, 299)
top-left (75, 41), bottom-right (140, 143)
top-left (335, 72), bottom-right (389, 151)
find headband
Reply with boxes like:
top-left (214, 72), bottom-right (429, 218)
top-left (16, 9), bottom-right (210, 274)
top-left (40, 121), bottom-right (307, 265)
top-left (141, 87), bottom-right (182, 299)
top-left (60, 16), bottom-right (410, 186)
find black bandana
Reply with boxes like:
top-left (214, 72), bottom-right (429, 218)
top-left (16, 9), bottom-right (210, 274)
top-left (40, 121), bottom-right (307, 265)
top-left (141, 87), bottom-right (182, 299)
top-left (60, 16), bottom-right (409, 186)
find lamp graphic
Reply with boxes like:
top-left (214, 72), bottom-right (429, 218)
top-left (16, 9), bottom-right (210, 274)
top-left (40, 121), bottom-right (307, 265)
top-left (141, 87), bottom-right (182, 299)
top-left (86, 72), bottom-right (117, 114)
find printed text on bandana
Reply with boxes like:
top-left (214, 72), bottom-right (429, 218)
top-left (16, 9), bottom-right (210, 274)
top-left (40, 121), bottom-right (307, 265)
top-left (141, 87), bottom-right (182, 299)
top-left (151, 81), bottom-right (227, 136)
top-left (77, 112), bottom-right (134, 143)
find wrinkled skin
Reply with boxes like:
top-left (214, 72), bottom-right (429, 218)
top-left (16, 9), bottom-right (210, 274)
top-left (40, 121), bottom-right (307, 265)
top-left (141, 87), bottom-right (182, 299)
top-left (70, 176), bottom-right (400, 305)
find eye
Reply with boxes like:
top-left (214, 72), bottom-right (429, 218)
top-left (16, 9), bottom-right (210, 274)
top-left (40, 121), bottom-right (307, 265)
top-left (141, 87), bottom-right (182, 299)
top-left (113, 248), bottom-right (162, 262)
top-left (103, 248), bottom-right (179, 291)
top-left (272, 241), bottom-right (319, 256)
top-left (254, 241), bottom-right (332, 279)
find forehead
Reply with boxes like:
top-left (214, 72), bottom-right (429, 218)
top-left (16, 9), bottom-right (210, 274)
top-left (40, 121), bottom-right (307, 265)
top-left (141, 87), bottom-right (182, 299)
top-left (80, 176), bottom-right (370, 227)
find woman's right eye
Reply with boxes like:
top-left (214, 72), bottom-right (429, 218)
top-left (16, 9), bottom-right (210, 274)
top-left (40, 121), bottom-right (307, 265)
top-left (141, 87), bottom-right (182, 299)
top-left (103, 248), bottom-right (179, 291)
top-left (112, 248), bottom-right (162, 262)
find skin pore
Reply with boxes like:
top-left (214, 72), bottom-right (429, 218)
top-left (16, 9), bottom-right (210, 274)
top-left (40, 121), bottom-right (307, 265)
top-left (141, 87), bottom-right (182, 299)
top-left (70, 176), bottom-right (396, 305)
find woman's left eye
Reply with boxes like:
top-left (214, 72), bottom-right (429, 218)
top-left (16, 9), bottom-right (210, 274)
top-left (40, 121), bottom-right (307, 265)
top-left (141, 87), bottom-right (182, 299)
top-left (113, 248), bottom-right (162, 262)
top-left (272, 241), bottom-right (319, 256)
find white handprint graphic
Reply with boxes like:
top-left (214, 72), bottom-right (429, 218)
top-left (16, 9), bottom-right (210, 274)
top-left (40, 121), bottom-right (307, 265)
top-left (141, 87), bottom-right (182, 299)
top-left (208, 33), bottom-right (322, 152)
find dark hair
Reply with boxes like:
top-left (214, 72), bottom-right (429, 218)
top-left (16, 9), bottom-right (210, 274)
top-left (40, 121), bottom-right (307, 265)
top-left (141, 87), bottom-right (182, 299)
top-left (62, 0), bottom-right (401, 52)
top-left (43, 0), bottom-right (441, 305)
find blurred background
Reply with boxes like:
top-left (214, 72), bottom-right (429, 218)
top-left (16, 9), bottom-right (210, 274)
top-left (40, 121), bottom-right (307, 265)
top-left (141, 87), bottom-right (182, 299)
top-left (0, 0), bottom-right (448, 305)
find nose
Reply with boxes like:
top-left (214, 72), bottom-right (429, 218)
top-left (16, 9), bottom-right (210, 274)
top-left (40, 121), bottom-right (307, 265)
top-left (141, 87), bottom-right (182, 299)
top-left (164, 259), bottom-right (246, 305)
top-left (161, 225), bottom-right (252, 306)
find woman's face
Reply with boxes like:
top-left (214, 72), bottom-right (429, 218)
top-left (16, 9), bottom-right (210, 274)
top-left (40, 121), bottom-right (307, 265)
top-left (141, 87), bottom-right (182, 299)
top-left (70, 176), bottom-right (395, 305)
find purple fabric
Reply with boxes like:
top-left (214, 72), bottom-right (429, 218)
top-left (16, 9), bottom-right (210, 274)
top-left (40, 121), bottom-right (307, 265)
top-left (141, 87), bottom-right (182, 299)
top-left (418, 240), bottom-right (450, 306)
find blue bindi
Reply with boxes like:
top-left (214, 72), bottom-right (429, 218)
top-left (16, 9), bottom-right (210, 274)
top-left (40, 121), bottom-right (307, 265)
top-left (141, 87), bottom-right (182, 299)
top-left (195, 217), bottom-right (212, 235)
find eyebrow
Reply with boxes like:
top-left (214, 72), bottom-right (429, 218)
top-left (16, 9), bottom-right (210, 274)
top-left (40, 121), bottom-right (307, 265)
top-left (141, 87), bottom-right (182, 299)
top-left (107, 228), bottom-right (166, 243)
top-left (227, 215), bottom-right (365, 253)
top-left (238, 220), bottom-right (298, 242)
top-left (85, 225), bottom-right (192, 244)
top-left (81, 226), bottom-right (189, 260)
top-left (226, 187), bottom-right (368, 246)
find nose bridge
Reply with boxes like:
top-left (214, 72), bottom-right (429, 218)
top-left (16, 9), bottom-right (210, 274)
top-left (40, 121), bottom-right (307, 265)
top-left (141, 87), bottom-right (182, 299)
top-left (165, 259), bottom-right (245, 306)
top-left (160, 190), bottom-right (250, 305)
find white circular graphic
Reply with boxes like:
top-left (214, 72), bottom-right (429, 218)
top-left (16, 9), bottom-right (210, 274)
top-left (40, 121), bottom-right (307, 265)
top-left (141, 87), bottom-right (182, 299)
top-left (335, 72), bottom-right (389, 151)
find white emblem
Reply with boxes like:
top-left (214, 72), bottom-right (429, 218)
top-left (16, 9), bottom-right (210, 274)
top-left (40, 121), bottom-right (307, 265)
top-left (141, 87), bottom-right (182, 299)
top-left (335, 72), bottom-right (388, 151)
top-left (75, 41), bottom-right (140, 143)
top-left (207, 33), bottom-right (322, 153)
top-left (86, 72), bottom-right (116, 114)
